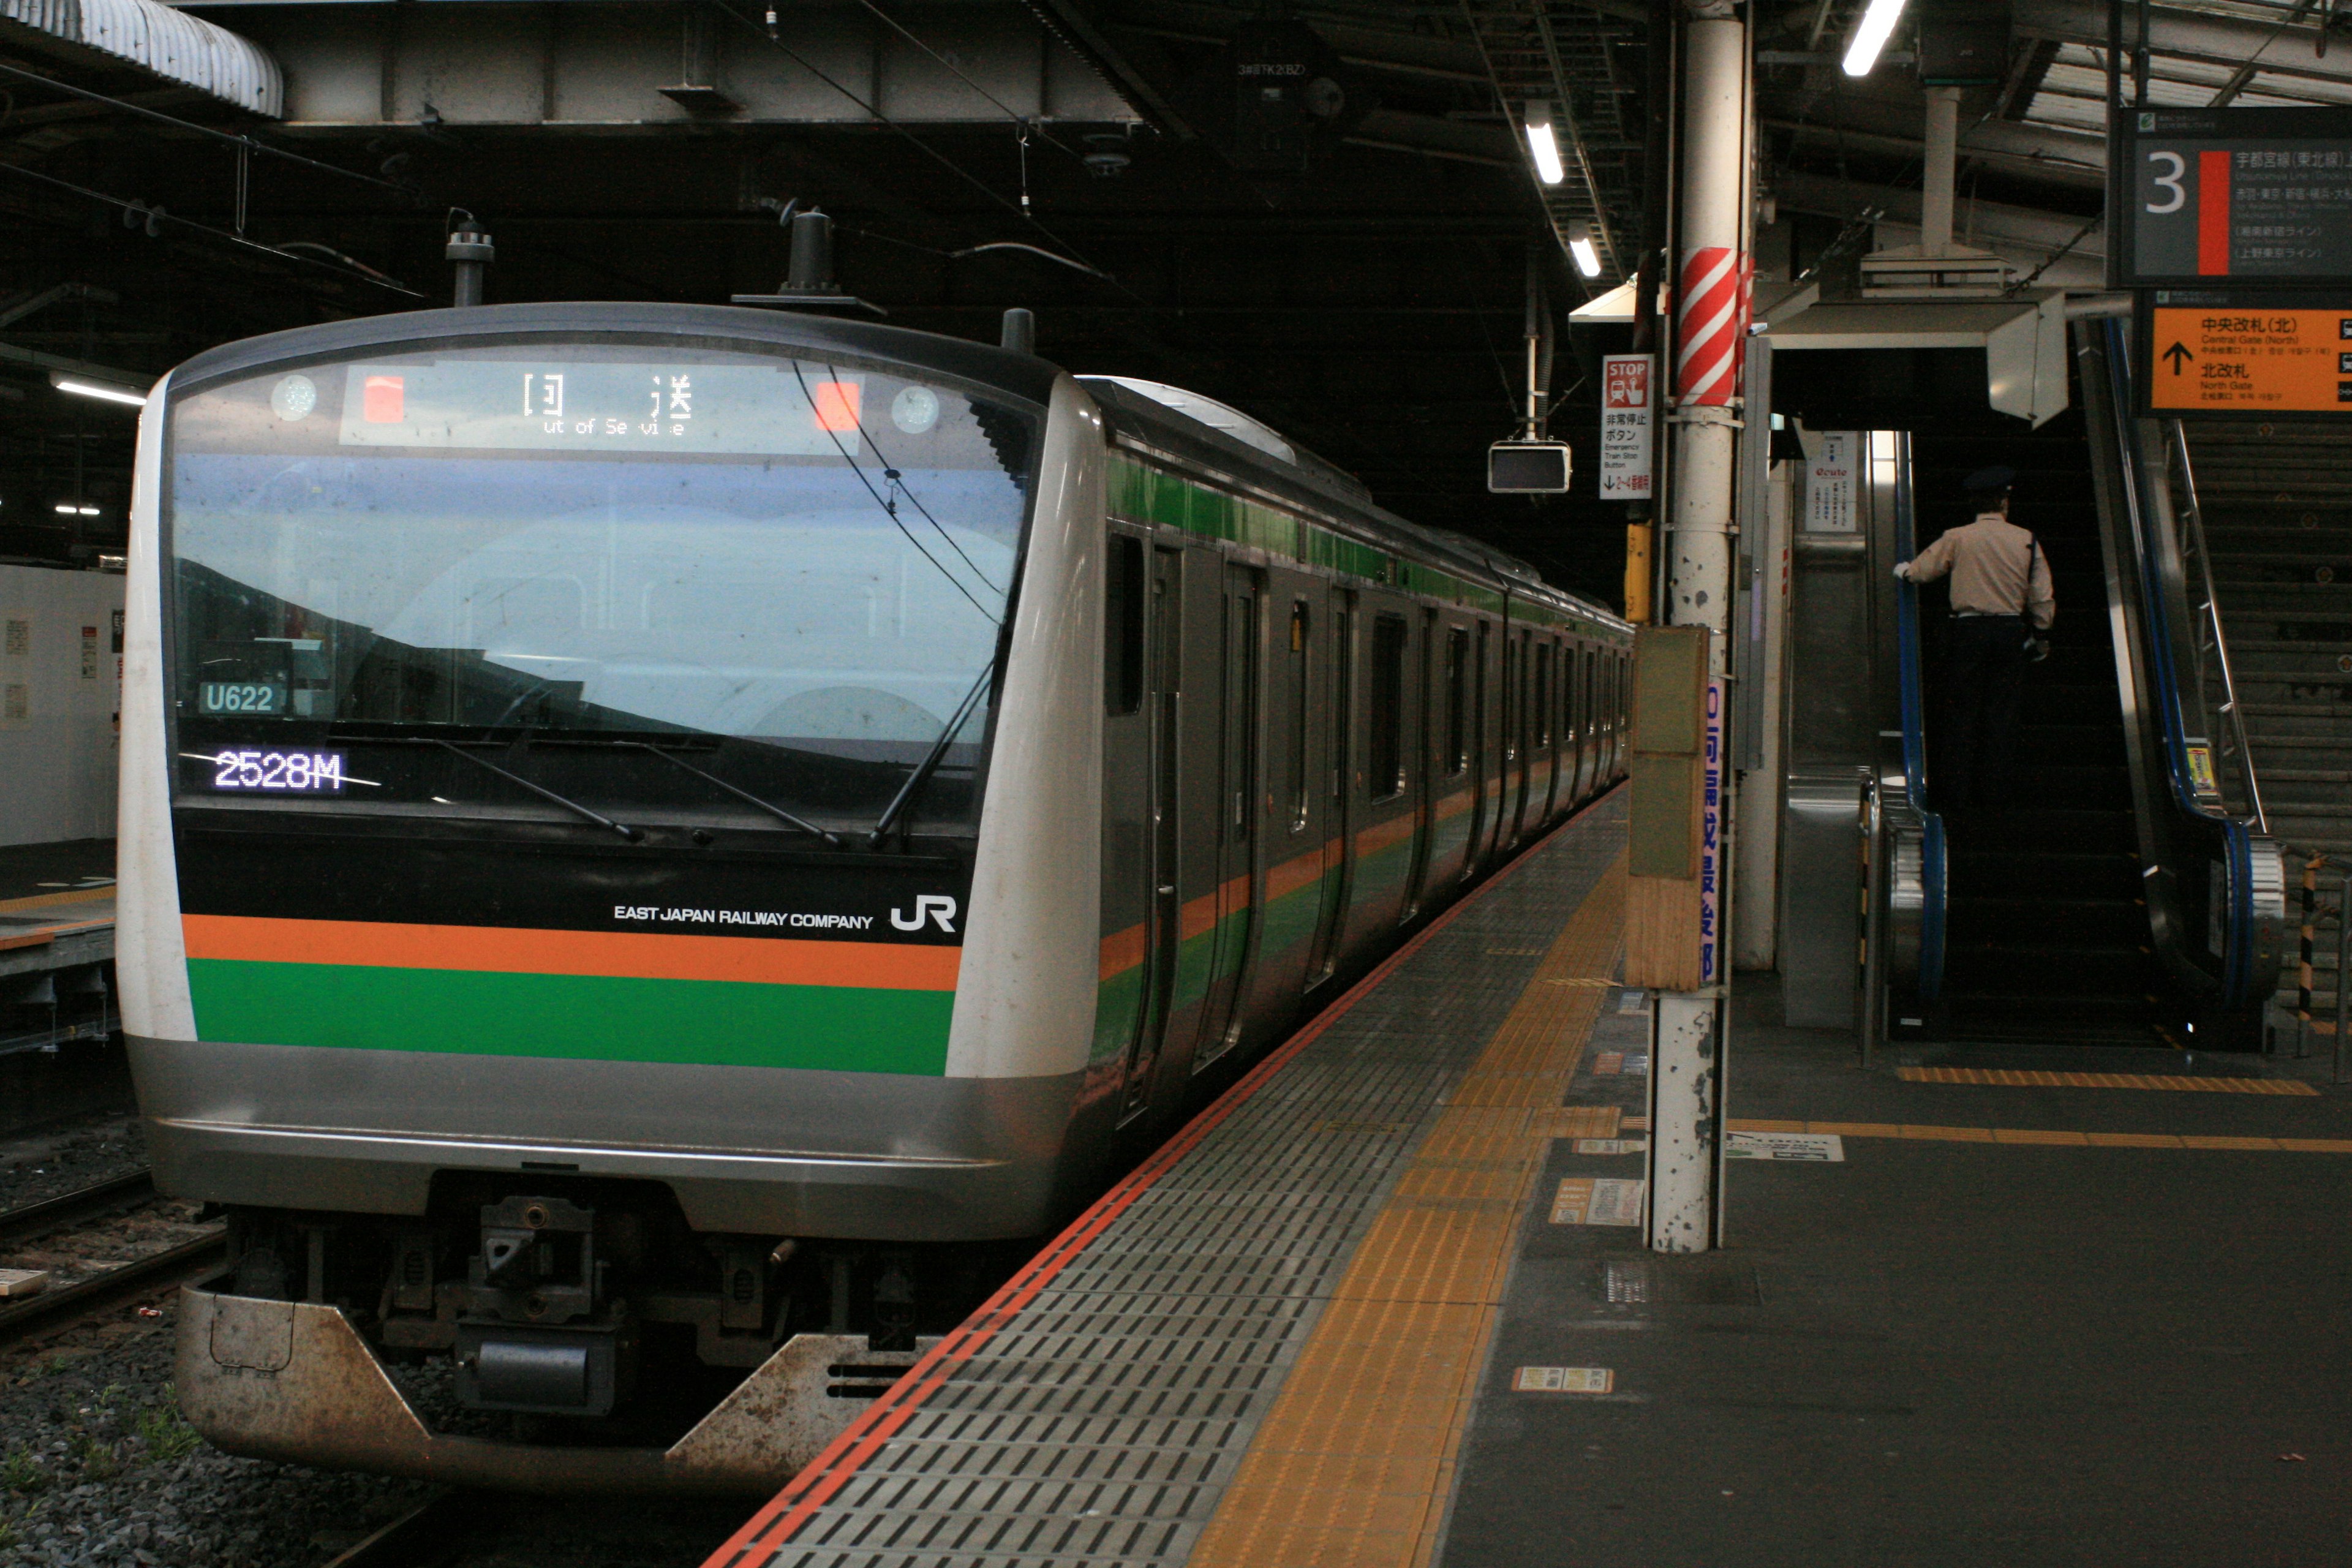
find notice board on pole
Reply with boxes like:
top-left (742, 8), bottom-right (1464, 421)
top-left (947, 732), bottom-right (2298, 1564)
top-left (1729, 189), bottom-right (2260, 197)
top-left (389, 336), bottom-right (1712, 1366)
top-left (2114, 107), bottom-right (2352, 287)
top-left (2139, 289), bottom-right (2352, 415)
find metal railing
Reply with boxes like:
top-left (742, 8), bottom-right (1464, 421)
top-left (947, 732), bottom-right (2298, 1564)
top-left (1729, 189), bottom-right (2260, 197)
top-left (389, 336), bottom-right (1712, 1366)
top-left (2288, 849), bottom-right (2349, 1081)
top-left (2163, 418), bottom-right (2269, 834)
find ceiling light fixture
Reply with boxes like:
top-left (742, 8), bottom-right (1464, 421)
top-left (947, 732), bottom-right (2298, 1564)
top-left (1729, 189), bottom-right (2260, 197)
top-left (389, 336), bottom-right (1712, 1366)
top-left (50, 372), bottom-right (147, 407)
top-left (53, 502), bottom-right (76, 514)
top-left (1567, 221), bottom-right (1603, 279)
top-left (1842, 0), bottom-right (1910, 76)
top-left (1523, 102), bottom-right (1566, 186)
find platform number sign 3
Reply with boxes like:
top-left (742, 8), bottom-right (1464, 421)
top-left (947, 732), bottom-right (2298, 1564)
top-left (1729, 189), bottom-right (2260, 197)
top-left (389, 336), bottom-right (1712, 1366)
top-left (2119, 108), bottom-right (2352, 286)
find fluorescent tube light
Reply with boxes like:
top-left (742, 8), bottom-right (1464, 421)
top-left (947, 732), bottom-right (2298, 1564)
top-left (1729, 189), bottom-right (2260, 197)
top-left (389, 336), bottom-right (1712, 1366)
top-left (1567, 221), bottom-right (1603, 278)
top-left (53, 502), bottom-right (76, 514)
top-left (1523, 103), bottom-right (1566, 186)
top-left (50, 374), bottom-right (146, 407)
top-left (1842, 0), bottom-right (1910, 76)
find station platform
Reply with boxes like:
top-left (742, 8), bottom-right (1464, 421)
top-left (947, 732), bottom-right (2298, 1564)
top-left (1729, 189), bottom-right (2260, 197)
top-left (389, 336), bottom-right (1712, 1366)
top-left (704, 788), bottom-right (2352, 1568)
top-left (0, 839), bottom-right (118, 1057)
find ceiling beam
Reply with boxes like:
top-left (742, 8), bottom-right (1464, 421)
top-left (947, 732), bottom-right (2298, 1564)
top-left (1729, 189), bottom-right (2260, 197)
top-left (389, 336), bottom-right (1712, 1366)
top-left (1768, 111), bottom-right (2106, 189)
top-left (1772, 167), bottom-right (2103, 260)
top-left (2015, 0), bottom-right (2352, 91)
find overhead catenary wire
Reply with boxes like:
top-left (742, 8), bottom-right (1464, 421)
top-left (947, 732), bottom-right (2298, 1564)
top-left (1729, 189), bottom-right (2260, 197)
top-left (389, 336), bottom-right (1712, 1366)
top-left (0, 60), bottom-right (413, 195)
top-left (0, 162), bottom-right (425, 298)
top-left (845, 0), bottom-right (1086, 164)
top-left (705, 0), bottom-right (1128, 293)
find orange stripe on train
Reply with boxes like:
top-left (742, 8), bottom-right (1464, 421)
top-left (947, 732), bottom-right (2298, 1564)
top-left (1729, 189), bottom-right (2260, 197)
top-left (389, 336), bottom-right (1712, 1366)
top-left (181, 914), bottom-right (960, 991)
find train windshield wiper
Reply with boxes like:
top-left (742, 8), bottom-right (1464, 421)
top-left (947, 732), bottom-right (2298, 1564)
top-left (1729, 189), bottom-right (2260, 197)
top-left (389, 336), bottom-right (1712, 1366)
top-left (867, 666), bottom-right (992, 849)
top-left (627, 743), bottom-right (842, 846)
top-left (433, 741), bottom-right (643, 843)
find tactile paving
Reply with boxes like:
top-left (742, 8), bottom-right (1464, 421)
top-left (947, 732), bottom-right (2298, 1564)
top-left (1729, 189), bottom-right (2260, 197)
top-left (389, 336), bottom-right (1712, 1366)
top-left (712, 794), bottom-right (1626, 1568)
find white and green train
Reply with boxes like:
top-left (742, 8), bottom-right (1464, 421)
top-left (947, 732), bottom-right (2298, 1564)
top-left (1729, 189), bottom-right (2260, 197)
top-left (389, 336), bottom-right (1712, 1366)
top-left (117, 304), bottom-right (1630, 1491)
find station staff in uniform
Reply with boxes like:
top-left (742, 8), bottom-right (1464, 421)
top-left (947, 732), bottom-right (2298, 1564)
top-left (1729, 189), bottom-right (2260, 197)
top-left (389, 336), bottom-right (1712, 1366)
top-left (1894, 465), bottom-right (2055, 810)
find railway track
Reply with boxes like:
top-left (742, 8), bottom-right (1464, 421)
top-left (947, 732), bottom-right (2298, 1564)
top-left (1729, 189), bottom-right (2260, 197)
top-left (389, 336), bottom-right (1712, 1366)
top-left (319, 1492), bottom-right (483, 1568)
top-left (0, 1167), bottom-right (227, 1351)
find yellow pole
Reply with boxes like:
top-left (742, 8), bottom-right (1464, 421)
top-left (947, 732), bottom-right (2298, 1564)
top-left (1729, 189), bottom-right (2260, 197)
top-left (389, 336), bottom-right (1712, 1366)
top-left (1625, 518), bottom-right (1653, 623)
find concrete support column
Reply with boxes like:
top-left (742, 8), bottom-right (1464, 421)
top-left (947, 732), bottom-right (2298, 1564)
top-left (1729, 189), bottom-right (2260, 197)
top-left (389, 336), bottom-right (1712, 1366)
top-left (1921, 85), bottom-right (1961, 256)
top-left (1648, 0), bottom-right (1749, 1255)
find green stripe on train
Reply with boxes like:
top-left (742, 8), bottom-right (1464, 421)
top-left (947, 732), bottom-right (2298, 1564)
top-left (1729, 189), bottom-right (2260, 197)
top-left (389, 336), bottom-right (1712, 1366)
top-left (185, 960), bottom-right (955, 1074)
top-left (1107, 458), bottom-right (1526, 618)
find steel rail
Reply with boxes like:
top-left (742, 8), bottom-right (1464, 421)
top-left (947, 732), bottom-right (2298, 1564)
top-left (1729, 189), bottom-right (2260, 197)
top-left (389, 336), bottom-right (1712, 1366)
top-left (0, 1230), bottom-right (227, 1351)
top-left (317, 1491), bottom-right (488, 1568)
top-left (0, 1168), bottom-right (155, 1248)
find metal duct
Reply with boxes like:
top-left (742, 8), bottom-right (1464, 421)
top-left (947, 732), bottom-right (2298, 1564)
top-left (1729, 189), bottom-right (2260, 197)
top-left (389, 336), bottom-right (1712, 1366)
top-left (0, 0), bottom-right (282, 117)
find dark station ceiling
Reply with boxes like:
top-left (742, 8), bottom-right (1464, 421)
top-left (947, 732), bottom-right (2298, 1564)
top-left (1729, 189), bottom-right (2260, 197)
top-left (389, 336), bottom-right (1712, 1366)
top-left (15, 0), bottom-right (2352, 606)
top-left (0, 0), bottom-right (1659, 608)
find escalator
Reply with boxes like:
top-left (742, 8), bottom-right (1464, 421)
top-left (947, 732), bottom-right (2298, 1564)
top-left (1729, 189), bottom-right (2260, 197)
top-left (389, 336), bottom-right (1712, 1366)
top-left (1875, 319), bottom-right (2282, 1050)
top-left (1905, 412), bottom-right (2176, 1042)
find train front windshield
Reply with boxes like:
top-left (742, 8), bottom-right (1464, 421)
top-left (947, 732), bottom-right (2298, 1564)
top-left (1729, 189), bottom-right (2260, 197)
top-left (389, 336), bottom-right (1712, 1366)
top-left (164, 343), bottom-right (1035, 832)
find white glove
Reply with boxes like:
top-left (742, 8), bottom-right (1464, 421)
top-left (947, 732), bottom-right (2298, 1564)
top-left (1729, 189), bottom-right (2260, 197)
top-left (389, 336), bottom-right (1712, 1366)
top-left (1892, 560), bottom-right (1914, 581)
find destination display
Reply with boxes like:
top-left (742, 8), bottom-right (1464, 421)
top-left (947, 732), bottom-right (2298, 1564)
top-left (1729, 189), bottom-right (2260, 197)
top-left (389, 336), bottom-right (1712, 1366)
top-left (2116, 108), bottom-right (2352, 287)
top-left (327, 361), bottom-right (870, 456)
top-left (199, 748), bottom-right (351, 794)
top-left (2139, 289), bottom-right (2352, 415)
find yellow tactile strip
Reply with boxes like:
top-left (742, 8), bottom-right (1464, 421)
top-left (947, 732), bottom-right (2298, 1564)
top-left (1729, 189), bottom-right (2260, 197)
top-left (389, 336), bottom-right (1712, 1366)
top-left (1186, 853), bottom-right (1627, 1568)
top-left (0, 886), bottom-right (112, 916)
top-left (1897, 1066), bottom-right (2320, 1095)
top-left (1731, 1118), bottom-right (2352, 1152)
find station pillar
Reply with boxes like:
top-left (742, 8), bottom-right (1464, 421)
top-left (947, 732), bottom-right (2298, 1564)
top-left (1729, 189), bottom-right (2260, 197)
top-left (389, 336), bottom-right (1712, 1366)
top-left (1646, 0), bottom-right (1749, 1254)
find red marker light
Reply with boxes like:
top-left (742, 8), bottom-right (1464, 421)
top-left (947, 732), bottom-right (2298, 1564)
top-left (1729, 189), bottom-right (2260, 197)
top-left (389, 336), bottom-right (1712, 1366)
top-left (812, 380), bottom-right (862, 432)
top-left (362, 375), bottom-right (405, 423)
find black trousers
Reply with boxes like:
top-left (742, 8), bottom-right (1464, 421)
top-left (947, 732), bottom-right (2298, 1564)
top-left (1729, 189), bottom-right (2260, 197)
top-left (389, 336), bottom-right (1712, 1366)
top-left (1939, 615), bottom-right (2030, 809)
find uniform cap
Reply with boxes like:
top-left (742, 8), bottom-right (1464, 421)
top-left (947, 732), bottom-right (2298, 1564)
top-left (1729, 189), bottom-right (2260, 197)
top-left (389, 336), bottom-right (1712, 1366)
top-left (1962, 464), bottom-right (2016, 498)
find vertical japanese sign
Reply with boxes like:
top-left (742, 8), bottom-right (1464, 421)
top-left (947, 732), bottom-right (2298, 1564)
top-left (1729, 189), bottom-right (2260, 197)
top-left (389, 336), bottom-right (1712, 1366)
top-left (1804, 432), bottom-right (1860, 533)
top-left (1599, 354), bottom-right (1654, 499)
top-left (1698, 677), bottom-right (1724, 985)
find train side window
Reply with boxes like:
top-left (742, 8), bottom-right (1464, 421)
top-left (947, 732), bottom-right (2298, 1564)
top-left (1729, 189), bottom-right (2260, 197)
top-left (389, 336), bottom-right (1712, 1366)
top-left (1368, 612), bottom-right (1408, 799)
top-left (1287, 601), bottom-right (1311, 831)
top-left (1534, 643), bottom-right (1552, 748)
top-left (1444, 628), bottom-right (1469, 773)
top-left (1331, 602), bottom-right (1354, 799)
top-left (1105, 535), bottom-right (1145, 716)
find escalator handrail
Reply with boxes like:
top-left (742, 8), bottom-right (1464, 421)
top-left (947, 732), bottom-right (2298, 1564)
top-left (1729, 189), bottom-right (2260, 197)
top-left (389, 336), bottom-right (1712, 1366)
top-left (1892, 432), bottom-right (1947, 1001)
top-left (2098, 318), bottom-right (2226, 826)
top-left (2095, 317), bottom-right (2261, 1006)
top-left (2164, 419), bottom-right (2271, 834)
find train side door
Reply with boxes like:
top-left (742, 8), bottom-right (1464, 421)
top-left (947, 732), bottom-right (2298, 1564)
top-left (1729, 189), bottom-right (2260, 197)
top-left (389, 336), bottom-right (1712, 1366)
top-left (1120, 543), bottom-right (1188, 1122)
top-left (1575, 642), bottom-right (1594, 799)
top-left (1465, 619), bottom-right (1492, 869)
top-left (1197, 563), bottom-right (1261, 1065)
top-left (1404, 608), bottom-right (1442, 918)
top-left (1502, 630), bottom-right (1526, 847)
top-left (1305, 594), bottom-right (1353, 989)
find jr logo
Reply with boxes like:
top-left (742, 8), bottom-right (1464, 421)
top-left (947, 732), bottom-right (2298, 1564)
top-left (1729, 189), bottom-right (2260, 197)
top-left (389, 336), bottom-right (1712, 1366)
top-left (890, 895), bottom-right (959, 933)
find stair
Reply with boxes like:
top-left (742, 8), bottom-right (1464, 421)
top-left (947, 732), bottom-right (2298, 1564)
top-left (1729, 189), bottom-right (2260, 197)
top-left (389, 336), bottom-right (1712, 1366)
top-left (2177, 421), bottom-right (2350, 1019)
top-left (1912, 414), bottom-right (2174, 1045)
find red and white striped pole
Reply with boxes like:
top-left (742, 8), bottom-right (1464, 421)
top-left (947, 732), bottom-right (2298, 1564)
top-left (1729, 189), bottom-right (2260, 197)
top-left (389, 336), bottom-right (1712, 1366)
top-left (1666, 6), bottom-right (1750, 655)
top-left (1648, 0), bottom-right (1751, 1259)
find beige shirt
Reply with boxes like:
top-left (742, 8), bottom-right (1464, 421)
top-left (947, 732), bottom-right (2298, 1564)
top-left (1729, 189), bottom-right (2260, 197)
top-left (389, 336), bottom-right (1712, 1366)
top-left (1908, 514), bottom-right (2055, 630)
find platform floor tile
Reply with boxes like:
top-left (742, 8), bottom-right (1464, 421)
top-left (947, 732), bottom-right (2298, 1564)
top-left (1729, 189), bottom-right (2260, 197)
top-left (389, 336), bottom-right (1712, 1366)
top-left (706, 793), bottom-right (1626, 1568)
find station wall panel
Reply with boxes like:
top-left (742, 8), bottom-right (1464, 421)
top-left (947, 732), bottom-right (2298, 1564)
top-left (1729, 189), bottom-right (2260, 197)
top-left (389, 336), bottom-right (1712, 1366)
top-left (0, 564), bottom-right (125, 846)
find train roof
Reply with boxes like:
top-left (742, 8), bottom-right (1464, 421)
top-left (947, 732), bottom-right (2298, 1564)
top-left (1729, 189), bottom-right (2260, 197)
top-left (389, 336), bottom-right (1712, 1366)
top-left (1077, 374), bottom-right (1625, 631)
top-left (159, 303), bottom-right (1624, 634)
top-left (165, 301), bottom-right (1066, 411)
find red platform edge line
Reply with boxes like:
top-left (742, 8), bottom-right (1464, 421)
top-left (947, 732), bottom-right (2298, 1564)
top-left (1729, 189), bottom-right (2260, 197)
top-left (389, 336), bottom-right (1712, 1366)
top-left (703, 783), bottom-right (1626, 1568)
